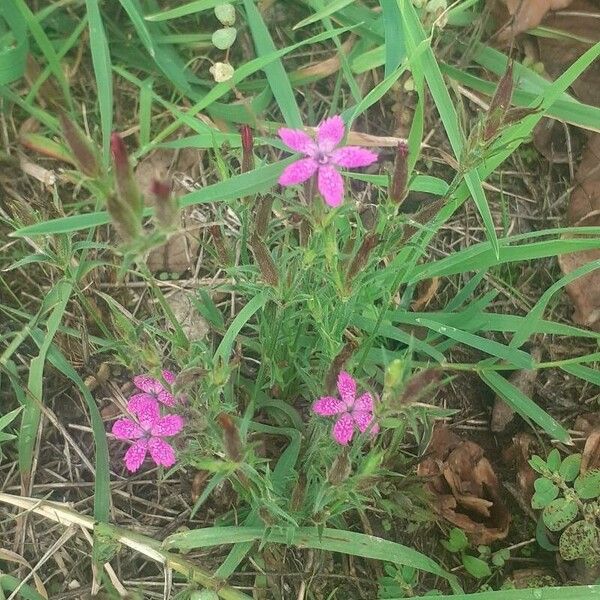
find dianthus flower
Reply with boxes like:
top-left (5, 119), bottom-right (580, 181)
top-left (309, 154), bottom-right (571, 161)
top-left (112, 396), bottom-right (184, 472)
top-left (278, 115), bottom-right (378, 207)
top-left (312, 371), bottom-right (378, 445)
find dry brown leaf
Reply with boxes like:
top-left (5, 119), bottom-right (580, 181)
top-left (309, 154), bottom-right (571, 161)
top-left (496, 0), bottom-right (575, 39)
top-left (502, 433), bottom-right (538, 506)
top-left (411, 277), bottom-right (440, 311)
top-left (581, 428), bottom-right (600, 473)
top-left (294, 38), bottom-right (355, 80)
top-left (558, 134), bottom-right (600, 330)
top-left (166, 289), bottom-right (209, 341)
top-left (417, 426), bottom-right (510, 545)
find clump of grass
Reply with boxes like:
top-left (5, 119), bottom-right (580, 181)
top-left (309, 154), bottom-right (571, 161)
top-left (1, 0), bottom-right (600, 598)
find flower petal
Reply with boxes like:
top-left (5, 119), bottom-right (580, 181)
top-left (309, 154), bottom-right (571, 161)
top-left (317, 115), bottom-right (345, 152)
top-left (353, 392), bottom-right (374, 414)
top-left (279, 158), bottom-right (318, 186)
top-left (317, 165), bottom-right (344, 207)
top-left (158, 390), bottom-right (176, 406)
top-left (312, 396), bottom-right (346, 416)
top-left (352, 410), bottom-right (375, 433)
top-left (148, 437), bottom-right (177, 468)
top-left (278, 128), bottom-right (316, 154)
top-left (127, 396), bottom-right (160, 430)
top-left (112, 418), bottom-right (144, 440)
top-left (337, 371), bottom-right (356, 408)
top-left (124, 439), bottom-right (148, 472)
top-left (162, 370), bottom-right (176, 385)
top-left (331, 147), bottom-right (378, 168)
top-left (332, 412), bottom-right (355, 445)
top-left (133, 375), bottom-right (163, 395)
top-left (151, 414), bottom-right (185, 437)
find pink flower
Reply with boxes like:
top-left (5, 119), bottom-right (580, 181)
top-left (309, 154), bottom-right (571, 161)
top-left (278, 115), bottom-right (378, 207)
top-left (112, 396), bottom-right (184, 472)
top-left (312, 371), bottom-right (379, 445)
top-left (131, 370), bottom-right (177, 407)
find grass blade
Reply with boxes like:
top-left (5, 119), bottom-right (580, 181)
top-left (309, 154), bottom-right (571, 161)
top-left (11, 0), bottom-right (72, 108)
top-left (242, 0), bottom-right (302, 127)
top-left (480, 370), bottom-right (570, 443)
top-left (84, 0), bottom-right (113, 166)
top-left (164, 526), bottom-right (462, 591)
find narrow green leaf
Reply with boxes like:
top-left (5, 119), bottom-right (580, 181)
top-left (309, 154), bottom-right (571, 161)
top-left (85, 0), bottom-right (113, 166)
top-left (481, 371), bottom-right (571, 443)
top-left (146, 0), bottom-right (240, 21)
top-left (242, 0), bottom-right (302, 127)
top-left (293, 0), bottom-right (355, 30)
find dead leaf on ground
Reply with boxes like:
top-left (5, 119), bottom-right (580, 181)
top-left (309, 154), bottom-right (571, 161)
top-left (411, 277), bottom-right (440, 311)
top-left (166, 289), bottom-right (209, 342)
top-left (502, 433), bottom-right (538, 506)
top-left (417, 426), bottom-right (510, 545)
top-left (558, 134), bottom-right (600, 331)
top-left (581, 428), bottom-right (600, 473)
top-left (495, 0), bottom-right (575, 40)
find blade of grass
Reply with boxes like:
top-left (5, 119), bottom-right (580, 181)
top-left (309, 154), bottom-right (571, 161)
top-left (242, 0), bottom-right (302, 127)
top-left (165, 525), bottom-right (462, 591)
top-left (117, 0), bottom-right (193, 94)
top-left (414, 317), bottom-right (533, 369)
top-left (18, 280), bottom-right (73, 482)
top-left (0, 0), bottom-right (28, 85)
top-left (293, 0), bottom-right (356, 30)
top-left (399, 0), bottom-right (498, 257)
top-left (11, 0), bottom-right (72, 109)
top-left (146, 0), bottom-right (241, 21)
top-left (214, 292), bottom-right (268, 365)
top-left (84, 0), bottom-right (113, 166)
top-left (30, 333), bottom-right (111, 523)
top-left (413, 585), bottom-right (600, 600)
top-left (480, 370), bottom-right (571, 443)
top-left (12, 158), bottom-right (294, 237)
top-left (379, 0), bottom-right (405, 76)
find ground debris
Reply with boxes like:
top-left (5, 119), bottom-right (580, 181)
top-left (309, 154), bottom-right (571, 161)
top-left (417, 426), bottom-right (511, 545)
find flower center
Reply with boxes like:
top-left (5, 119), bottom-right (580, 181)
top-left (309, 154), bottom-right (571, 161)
top-left (315, 152), bottom-right (329, 165)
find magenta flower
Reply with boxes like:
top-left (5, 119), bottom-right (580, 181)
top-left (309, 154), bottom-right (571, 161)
top-left (312, 371), bottom-right (379, 445)
top-left (131, 370), bottom-right (177, 407)
top-left (112, 396), bottom-right (184, 472)
top-left (278, 115), bottom-right (378, 207)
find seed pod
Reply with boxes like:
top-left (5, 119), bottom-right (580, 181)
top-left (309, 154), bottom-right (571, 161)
top-left (389, 141), bottom-right (408, 205)
top-left (58, 109), bottom-right (102, 178)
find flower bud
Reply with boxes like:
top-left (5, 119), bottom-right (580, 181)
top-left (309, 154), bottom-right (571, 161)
top-left (484, 61), bottom-right (514, 142)
top-left (111, 133), bottom-right (143, 218)
top-left (328, 449), bottom-right (351, 485)
top-left (217, 413), bottom-right (243, 462)
top-left (150, 179), bottom-right (179, 229)
top-left (389, 141), bottom-right (408, 205)
top-left (346, 232), bottom-right (379, 286)
top-left (254, 195), bottom-right (273, 237)
top-left (240, 125), bottom-right (255, 173)
top-left (249, 232), bottom-right (279, 287)
top-left (210, 224), bottom-right (231, 265)
top-left (105, 194), bottom-right (140, 242)
top-left (58, 109), bottom-right (101, 178)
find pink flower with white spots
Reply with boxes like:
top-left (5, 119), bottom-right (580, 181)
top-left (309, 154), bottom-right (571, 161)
top-left (112, 396), bottom-right (184, 472)
top-left (312, 371), bottom-right (379, 445)
top-left (278, 115), bottom-right (378, 207)
top-left (130, 370), bottom-right (177, 407)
